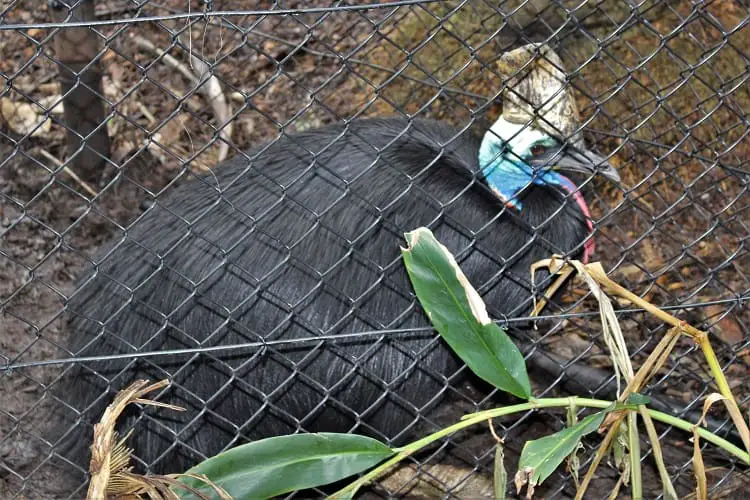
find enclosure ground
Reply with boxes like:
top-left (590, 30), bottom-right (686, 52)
top-left (1, 0), bottom-right (749, 498)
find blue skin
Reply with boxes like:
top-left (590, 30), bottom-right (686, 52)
top-left (478, 126), bottom-right (579, 210)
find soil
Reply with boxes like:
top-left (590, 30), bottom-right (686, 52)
top-left (1, 1), bottom-right (748, 499)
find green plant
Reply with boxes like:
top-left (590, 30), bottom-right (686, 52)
top-left (99, 227), bottom-right (748, 499)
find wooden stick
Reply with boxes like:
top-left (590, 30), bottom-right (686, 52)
top-left (38, 149), bottom-right (98, 197)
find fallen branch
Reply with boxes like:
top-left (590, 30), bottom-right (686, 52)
top-left (131, 34), bottom-right (233, 163)
top-left (38, 149), bottom-right (98, 197)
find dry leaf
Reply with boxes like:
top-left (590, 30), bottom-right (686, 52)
top-left (514, 467), bottom-right (536, 499)
top-left (704, 305), bottom-right (744, 345)
top-left (703, 394), bottom-right (750, 457)
top-left (692, 394), bottom-right (726, 500)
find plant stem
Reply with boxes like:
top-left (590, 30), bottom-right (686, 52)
top-left (628, 412), bottom-right (642, 499)
top-left (694, 331), bottom-right (734, 400)
top-left (639, 406), bottom-right (678, 499)
top-left (590, 268), bottom-right (735, 401)
top-left (576, 413), bottom-right (624, 500)
top-left (328, 397), bottom-right (749, 499)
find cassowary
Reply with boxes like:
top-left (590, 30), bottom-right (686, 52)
top-left (56, 51), bottom-right (618, 477)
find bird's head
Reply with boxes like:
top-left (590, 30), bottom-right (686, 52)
top-left (478, 117), bottom-right (619, 262)
top-left (480, 43), bottom-right (621, 262)
top-left (478, 117), bottom-right (619, 209)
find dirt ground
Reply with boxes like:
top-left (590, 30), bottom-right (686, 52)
top-left (1, 0), bottom-right (748, 498)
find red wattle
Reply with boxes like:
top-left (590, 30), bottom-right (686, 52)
top-left (571, 189), bottom-right (595, 263)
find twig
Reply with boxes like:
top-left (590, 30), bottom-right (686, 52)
top-left (38, 149), bottom-right (98, 197)
top-left (585, 263), bottom-right (750, 455)
top-left (186, 52), bottom-right (232, 162)
top-left (530, 258), bottom-right (574, 320)
top-left (137, 101), bottom-right (157, 125)
top-left (131, 34), bottom-right (233, 162)
top-left (575, 414), bottom-right (624, 500)
top-left (537, 257), bottom-right (750, 455)
top-left (533, 257), bottom-right (748, 499)
top-left (640, 406), bottom-right (679, 499)
top-left (488, 419), bottom-right (503, 444)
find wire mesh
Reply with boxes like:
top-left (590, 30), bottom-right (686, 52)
top-left (0, 0), bottom-right (748, 498)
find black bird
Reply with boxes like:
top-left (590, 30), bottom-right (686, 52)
top-left (55, 48), bottom-right (619, 477)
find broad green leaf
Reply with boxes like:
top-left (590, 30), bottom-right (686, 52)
top-left (177, 433), bottom-right (393, 499)
top-left (401, 227), bottom-right (531, 399)
top-left (517, 411), bottom-right (608, 493)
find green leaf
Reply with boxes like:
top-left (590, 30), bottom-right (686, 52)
top-left (401, 228), bottom-right (531, 399)
top-left (176, 433), bottom-right (394, 499)
top-left (613, 393), bottom-right (651, 411)
top-left (624, 393), bottom-right (651, 406)
top-left (517, 411), bottom-right (608, 493)
top-left (494, 442), bottom-right (507, 499)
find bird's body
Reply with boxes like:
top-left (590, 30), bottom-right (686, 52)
top-left (58, 116), bottom-right (606, 474)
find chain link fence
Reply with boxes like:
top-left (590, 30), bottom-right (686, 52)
top-left (1, 0), bottom-right (748, 498)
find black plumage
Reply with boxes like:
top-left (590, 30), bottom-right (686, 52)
top-left (57, 117), bottom-right (589, 473)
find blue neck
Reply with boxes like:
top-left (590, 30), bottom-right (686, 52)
top-left (478, 134), bottom-right (574, 210)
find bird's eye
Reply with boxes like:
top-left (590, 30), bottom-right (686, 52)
top-left (530, 144), bottom-right (547, 157)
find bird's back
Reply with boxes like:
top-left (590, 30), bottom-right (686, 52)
top-left (58, 117), bottom-right (586, 474)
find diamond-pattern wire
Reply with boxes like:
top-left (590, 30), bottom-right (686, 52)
top-left (0, 1), bottom-right (748, 498)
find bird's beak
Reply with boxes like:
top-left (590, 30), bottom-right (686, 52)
top-left (529, 147), bottom-right (620, 183)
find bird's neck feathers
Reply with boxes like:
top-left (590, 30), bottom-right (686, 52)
top-left (478, 117), bottom-right (595, 262)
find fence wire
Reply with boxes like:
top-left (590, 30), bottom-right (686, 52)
top-left (1, 0), bottom-right (749, 498)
